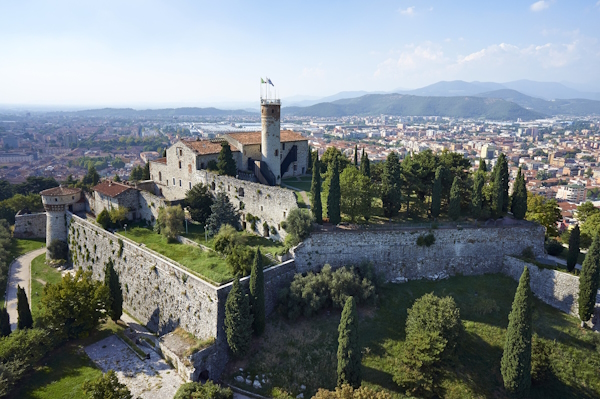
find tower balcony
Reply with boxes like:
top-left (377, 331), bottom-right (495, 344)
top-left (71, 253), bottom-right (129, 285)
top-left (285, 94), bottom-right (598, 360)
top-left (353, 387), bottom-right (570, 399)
top-left (260, 98), bottom-right (280, 105)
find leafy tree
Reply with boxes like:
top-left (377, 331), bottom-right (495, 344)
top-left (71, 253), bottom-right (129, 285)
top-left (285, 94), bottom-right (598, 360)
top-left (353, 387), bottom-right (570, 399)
top-left (82, 370), bottom-right (132, 399)
top-left (313, 384), bottom-right (392, 399)
top-left (311, 156), bottom-right (323, 224)
top-left (224, 278), bottom-right (253, 357)
top-left (479, 157), bottom-right (487, 172)
top-left (206, 193), bottom-right (238, 235)
top-left (327, 160), bottom-right (341, 225)
top-left (567, 224), bottom-right (581, 272)
top-left (511, 167), bottom-right (528, 220)
top-left (129, 165), bottom-right (143, 182)
top-left (283, 208), bottom-right (313, 245)
top-left (217, 142), bottom-right (237, 176)
top-left (47, 239), bottom-right (69, 260)
top-left (109, 207), bottom-right (128, 228)
top-left (185, 183), bottom-right (213, 224)
top-left (249, 247), bottom-right (265, 336)
top-left (174, 381), bottom-right (233, 399)
top-left (111, 158), bottom-right (125, 169)
top-left (16, 285), bottom-right (33, 330)
top-left (113, 174), bottom-right (121, 182)
top-left (448, 176), bottom-right (461, 221)
top-left (576, 201), bottom-right (599, 223)
top-left (381, 152), bottom-right (402, 217)
top-left (97, 209), bottom-right (111, 229)
top-left (360, 148), bottom-right (370, 178)
top-left (0, 180), bottom-right (13, 201)
top-left (226, 245), bottom-right (254, 277)
top-left (81, 165), bottom-right (100, 188)
top-left (213, 224), bottom-right (245, 255)
top-left (340, 167), bottom-right (372, 222)
top-left (337, 296), bottom-right (361, 388)
top-left (525, 194), bottom-right (561, 237)
top-left (320, 147), bottom-right (350, 174)
top-left (156, 205), bottom-right (185, 241)
top-left (65, 174), bottom-right (78, 187)
top-left (0, 306), bottom-right (10, 337)
top-left (41, 269), bottom-right (109, 340)
top-left (471, 171), bottom-right (484, 219)
top-left (578, 233), bottom-right (600, 327)
top-left (501, 266), bottom-right (532, 397)
top-left (431, 166), bottom-right (442, 219)
top-left (104, 259), bottom-right (123, 322)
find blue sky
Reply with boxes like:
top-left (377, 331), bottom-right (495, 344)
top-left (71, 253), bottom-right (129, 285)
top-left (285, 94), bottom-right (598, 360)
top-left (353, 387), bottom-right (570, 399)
top-left (1, 0), bottom-right (599, 106)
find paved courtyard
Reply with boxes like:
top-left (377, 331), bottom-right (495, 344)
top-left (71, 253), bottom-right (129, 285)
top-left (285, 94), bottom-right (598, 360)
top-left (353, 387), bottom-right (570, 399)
top-left (85, 334), bottom-right (183, 399)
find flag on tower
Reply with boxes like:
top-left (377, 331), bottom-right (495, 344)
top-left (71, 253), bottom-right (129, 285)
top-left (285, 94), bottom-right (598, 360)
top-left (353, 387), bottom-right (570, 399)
top-left (261, 78), bottom-right (266, 84)
top-left (267, 78), bottom-right (274, 86)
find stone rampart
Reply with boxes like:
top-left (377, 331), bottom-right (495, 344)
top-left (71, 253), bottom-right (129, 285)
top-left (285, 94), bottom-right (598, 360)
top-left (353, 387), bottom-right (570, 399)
top-left (293, 224), bottom-right (546, 281)
top-left (13, 212), bottom-right (47, 238)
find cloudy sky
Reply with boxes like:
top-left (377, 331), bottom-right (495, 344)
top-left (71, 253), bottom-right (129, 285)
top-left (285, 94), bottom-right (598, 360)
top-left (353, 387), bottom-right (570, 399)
top-left (1, 0), bottom-right (599, 107)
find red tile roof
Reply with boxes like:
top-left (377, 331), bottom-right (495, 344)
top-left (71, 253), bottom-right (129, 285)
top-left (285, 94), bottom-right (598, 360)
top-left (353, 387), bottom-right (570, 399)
top-left (181, 140), bottom-right (239, 155)
top-left (92, 180), bottom-right (133, 198)
top-left (225, 131), bottom-right (306, 145)
top-left (152, 157), bottom-right (167, 164)
top-left (40, 186), bottom-right (81, 196)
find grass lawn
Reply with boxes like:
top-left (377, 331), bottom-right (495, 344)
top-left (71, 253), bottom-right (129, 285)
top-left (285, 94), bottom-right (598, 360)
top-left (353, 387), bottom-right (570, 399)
top-left (284, 181), bottom-right (312, 192)
top-left (555, 249), bottom-right (586, 265)
top-left (0, 238), bottom-right (46, 307)
top-left (9, 319), bottom-right (126, 399)
top-left (225, 274), bottom-right (600, 399)
top-left (30, 253), bottom-right (63, 319)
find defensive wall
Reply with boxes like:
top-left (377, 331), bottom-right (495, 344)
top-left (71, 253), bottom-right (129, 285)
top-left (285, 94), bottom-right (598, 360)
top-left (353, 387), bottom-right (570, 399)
top-left (13, 212), bottom-right (46, 238)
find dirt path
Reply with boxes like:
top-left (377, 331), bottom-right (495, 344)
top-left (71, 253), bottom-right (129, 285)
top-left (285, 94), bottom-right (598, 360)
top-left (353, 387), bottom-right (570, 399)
top-left (5, 247), bottom-right (46, 331)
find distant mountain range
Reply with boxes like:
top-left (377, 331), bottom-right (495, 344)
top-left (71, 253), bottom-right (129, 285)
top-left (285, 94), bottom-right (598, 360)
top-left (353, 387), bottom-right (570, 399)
top-left (50, 107), bottom-right (255, 118)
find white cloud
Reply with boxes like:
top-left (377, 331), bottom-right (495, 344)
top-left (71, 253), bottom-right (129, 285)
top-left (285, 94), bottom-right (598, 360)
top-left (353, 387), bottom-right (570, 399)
top-left (399, 6), bottom-right (415, 16)
top-left (300, 67), bottom-right (325, 79)
top-left (530, 1), bottom-right (550, 12)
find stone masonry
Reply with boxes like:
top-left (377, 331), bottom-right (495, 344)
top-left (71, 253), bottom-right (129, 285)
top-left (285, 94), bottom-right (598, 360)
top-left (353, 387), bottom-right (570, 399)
top-left (13, 212), bottom-right (46, 238)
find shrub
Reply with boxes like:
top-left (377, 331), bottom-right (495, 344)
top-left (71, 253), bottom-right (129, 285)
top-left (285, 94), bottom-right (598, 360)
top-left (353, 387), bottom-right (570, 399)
top-left (82, 369), bottom-right (132, 399)
top-left (47, 239), bottom-right (69, 260)
top-left (531, 335), bottom-right (552, 384)
top-left (313, 385), bottom-right (392, 399)
top-left (213, 224), bottom-right (245, 255)
top-left (174, 381), bottom-right (233, 399)
top-left (545, 239), bottom-right (563, 256)
top-left (156, 205), bottom-right (185, 242)
top-left (185, 183), bottom-right (213, 224)
top-left (416, 233), bottom-right (435, 247)
top-left (226, 245), bottom-right (254, 277)
top-left (109, 207), bottom-right (128, 227)
top-left (97, 209), bottom-right (111, 229)
top-left (521, 246), bottom-right (535, 261)
top-left (282, 208), bottom-right (313, 245)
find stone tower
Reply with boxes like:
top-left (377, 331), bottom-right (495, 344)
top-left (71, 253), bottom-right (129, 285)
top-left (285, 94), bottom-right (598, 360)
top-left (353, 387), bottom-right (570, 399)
top-left (40, 186), bottom-right (81, 259)
top-left (260, 98), bottom-right (281, 185)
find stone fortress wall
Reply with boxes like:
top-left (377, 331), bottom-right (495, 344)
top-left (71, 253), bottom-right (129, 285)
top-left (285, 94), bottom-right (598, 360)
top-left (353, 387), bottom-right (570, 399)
top-left (13, 212), bottom-right (47, 238)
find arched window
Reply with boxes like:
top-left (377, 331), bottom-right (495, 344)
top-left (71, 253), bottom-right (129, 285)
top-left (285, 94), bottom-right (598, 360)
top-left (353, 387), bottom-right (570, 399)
top-left (211, 182), bottom-right (216, 190)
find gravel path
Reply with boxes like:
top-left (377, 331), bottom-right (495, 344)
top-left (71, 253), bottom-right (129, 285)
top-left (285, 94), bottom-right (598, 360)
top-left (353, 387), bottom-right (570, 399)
top-left (5, 247), bottom-right (46, 331)
top-left (85, 334), bottom-right (183, 399)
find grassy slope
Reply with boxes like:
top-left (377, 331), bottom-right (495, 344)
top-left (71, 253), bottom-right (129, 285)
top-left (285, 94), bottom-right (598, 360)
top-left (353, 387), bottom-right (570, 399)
top-left (227, 274), bottom-right (600, 399)
top-left (30, 253), bottom-right (62, 319)
top-left (0, 238), bottom-right (45, 307)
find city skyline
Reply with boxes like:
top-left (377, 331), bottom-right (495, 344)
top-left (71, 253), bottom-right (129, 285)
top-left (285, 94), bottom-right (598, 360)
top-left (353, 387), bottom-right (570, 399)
top-left (1, 0), bottom-right (600, 107)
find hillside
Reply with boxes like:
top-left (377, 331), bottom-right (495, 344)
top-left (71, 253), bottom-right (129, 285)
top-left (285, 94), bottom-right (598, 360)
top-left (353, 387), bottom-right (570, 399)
top-left (284, 93), bottom-right (544, 120)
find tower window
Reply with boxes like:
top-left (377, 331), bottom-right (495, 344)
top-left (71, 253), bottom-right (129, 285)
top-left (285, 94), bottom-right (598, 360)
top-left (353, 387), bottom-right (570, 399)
top-left (179, 180), bottom-right (182, 187)
top-left (173, 178), bottom-right (176, 185)
top-left (179, 161), bottom-right (182, 169)
top-left (159, 172), bottom-right (162, 181)
top-left (189, 182), bottom-right (192, 189)
top-left (238, 187), bottom-right (245, 197)
top-left (282, 143), bottom-right (285, 150)
top-left (275, 150), bottom-right (278, 157)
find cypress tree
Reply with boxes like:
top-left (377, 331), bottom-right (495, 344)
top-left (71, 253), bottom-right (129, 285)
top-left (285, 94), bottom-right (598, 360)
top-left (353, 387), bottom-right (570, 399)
top-left (501, 266), bottom-right (533, 397)
top-left (354, 145), bottom-right (358, 167)
top-left (224, 278), bottom-right (253, 357)
top-left (249, 247), bottom-right (265, 336)
top-left (162, 148), bottom-right (167, 158)
top-left (578, 233), bottom-right (600, 327)
top-left (217, 142), bottom-right (237, 177)
top-left (337, 296), bottom-right (361, 388)
top-left (16, 285), bottom-right (33, 330)
top-left (471, 171), bottom-right (484, 219)
top-left (511, 167), bottom-right (527, 220)
top-left (479, 157), bottom-right (487, 172)
top-left (431, 166), bottom-right (442, 219)
top-left (381, 152), bottom-right (402, 217)
top-left (492, 160), bottom-right (504, 218)
top-left (498, 153), bottom-right (509, 213)
top-left (0, 307), bottom-right (10, 337)
top-left (448, 176), bottom-right (461, 221)
top-left (311, 157), bottom-right (323, 224)
top-left (360, 149), bottom-right (370, 178)
top-left (104, 258), bottom-right (123, 322)
top-left (327, 159), bottom-right (341, 225)
top-left (567, 224), bottom-right (581, 272)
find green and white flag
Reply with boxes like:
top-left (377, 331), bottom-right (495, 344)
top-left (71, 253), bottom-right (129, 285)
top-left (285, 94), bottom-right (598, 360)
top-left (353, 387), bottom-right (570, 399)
top-left (261, 78), bottom-right (266, 84)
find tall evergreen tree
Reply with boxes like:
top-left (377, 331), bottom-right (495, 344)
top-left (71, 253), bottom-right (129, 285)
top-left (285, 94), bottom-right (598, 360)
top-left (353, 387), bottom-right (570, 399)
top-left (327, 160), bottom-right (341, 225)
top-left (448, 176), bottom-right (461, 221)
top-left (471, 171), bottom-right (484, 219)
top-left (104, 258), bottom-right (123, 322)
top-left (578, 233), bottom-right (600, 327)
top-left (511, 167), bottom-right (528, 220)
top-left (224, 278), bottom-right (253, 357)
top-left (431, 166), bottom-right (442, 219)
top-left (492, 159), bottom-right (505, 218)
top-left (354, 145), bottom-right (358, 167)
top-left (142, 162), bottom-right (150, 180)
top-left (497, 153), bottom-right (509, 213)
top-left (311, 157), bottom-right (323, 224)
top-left (479, 157), bottom-right (487, 172)
top-left (381, 151), bottom-right (402, 217)
top-left (360, 149), bottom-right (370, 178)
top-left (162, 148), bottom-right (167, 158)
top-left (217, 142), bottom-right (237, 177)
top-left (337, 296), bottom-right (361, 388)
top-left (501, 266), bottom-right (533, 397)
top-left (567, 224), bottom-right (581, 272)
top-left (249, 247), bottom-right (265, 336)
top-left (0, 307), bottom-right (10, 337)
top-left (16, 285), bottom-right (33, 330)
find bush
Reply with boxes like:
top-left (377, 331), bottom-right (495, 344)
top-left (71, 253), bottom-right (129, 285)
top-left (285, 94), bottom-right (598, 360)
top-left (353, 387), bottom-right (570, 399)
top-left (416, 233), bottom-right (435, 247)
top-left (282, 208), bottom-right (313, 245)
top-left (174, 381), bottom-right (233, 399)
top-left (47, 239), bottom-right (69, 260)
top-left (213, 224), bottom-right (245, 255)
top-left (531, 334), bottom-right (552, 384)
top-left (185, 183), bottom-right (213, 224)
top-left (109, 207), bottom-right (128, 227)
top-left (313, 385), bottom-right (392, 399)
top-left (279, 264), bottom-right (377, 320)
top-left (156, 205), bottom-right (185, 242)
top-left (226, 245), bottom-right (254, 277)
top-left (521, 246), bottom-right (535, 261)
top-left (97, 209), bottom-right (111, 229)
top-left (545, 239), bottom-right (564, 256)
top-left (82, 369), bottom-right (132, 399)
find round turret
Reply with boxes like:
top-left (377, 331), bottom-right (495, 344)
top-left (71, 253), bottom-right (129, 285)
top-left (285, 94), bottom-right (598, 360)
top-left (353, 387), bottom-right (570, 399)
top-left (261, 98), bottom-right (281, 185)
top-left (40, 186), bottom-right (82, 258)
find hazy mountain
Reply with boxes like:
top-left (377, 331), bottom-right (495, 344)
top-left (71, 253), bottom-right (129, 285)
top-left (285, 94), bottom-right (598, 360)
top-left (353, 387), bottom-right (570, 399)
top-left (501, 80), bottom-right (600, 101)
top-left (286, 90), bottom-right (388, 107)
top-left (398, 81), bottom-right (506, 97)
top-left (475, 89), bottom-right (600, 116)
top-left (50, 107), bottom-right (257, 118)
top-left (284, 94), bottom-right (543, 120)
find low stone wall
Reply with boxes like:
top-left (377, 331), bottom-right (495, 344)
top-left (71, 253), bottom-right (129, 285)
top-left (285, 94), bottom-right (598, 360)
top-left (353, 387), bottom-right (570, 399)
top-left (294, 224), bottom-right (546, 281)
top-left (13, 212), bottom-right (47, 238)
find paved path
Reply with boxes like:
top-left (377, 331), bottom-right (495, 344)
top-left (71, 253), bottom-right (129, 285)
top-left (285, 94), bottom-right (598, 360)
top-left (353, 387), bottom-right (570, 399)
top-left (545, 254), bottom-right (582, 270)
top-left (5, 247), bottom-right (45, 331)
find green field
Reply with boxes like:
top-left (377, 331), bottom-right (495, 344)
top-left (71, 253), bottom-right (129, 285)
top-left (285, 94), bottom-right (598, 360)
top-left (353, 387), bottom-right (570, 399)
top-left (0, 238), bottom-right (45, 307)
top-left (30, 254), bottom-right (63, 319)
top-left (226, 274), bottom-right (600, 399)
